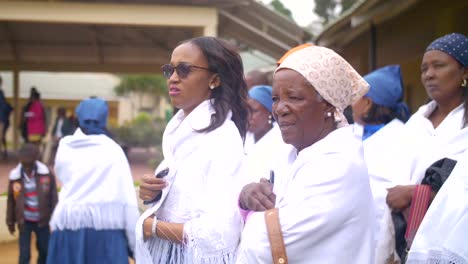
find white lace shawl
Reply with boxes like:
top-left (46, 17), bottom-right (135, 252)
top-left (49, 129), bottom-right (140, 253)
top-left (407, 150), bottom-right (468, 264)
top-left (135, 100), bottom-right (245, 264)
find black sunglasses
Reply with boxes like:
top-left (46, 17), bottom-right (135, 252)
top-left (161, 63), bottom-right (212, 79)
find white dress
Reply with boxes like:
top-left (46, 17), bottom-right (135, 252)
top-left (376, 101), bottom-right (468, 263)
top-left (236, 125), bottom-right (376, 264)
top-left (407, 150), bottom-right (468, 264)
top-left (135, 100), bottom-right (245, 264)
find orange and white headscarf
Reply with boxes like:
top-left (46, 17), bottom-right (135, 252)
top-left (277, 46), bottom-right (369, 127)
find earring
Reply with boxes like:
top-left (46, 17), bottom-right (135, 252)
top-left (326, 112), bottom-right (332, 117)
top-left (462, 79), bottom-right (467, 88)
top-left (268, 114), bottom-right (273, 125)
top-left (210, 85), bottom-right (215, 90)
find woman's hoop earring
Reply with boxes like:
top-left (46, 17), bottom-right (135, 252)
top-left (462, 79), bottom-right (467, 88)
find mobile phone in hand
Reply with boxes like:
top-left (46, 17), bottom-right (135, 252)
top-left (143, 168), bottom-right (169, 205)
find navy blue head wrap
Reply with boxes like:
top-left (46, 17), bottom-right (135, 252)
top-left (364, 65), bottom-right (410, 121)
top-left (248, 85), bottom-right (273, 113)
top-left (76, 98), bottom-right (108, 135)
top-left (426, 33), bottom-right (468, 67)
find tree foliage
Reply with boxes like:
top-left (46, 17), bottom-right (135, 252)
top-left (114, 74), bottom-right (167, 98)
top-left (270, 0), bottom-right (293, 19)
top-left (314, 0), bottom-right (359, 25)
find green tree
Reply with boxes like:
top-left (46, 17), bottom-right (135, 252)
top-left (314, 0), bottom-right (358, 25)
top-left (270, 0), bottom-right (293, 19)
top-left (114, 74), bottom-right (168, 113)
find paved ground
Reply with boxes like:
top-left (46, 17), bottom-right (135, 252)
top-left (0, 147), bottom-right (155, 263)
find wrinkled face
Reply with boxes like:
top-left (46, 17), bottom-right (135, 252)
top-left (166, 42), bottom-right (217, 116)
top-left (351, 96), bottom-right (371, 125)
top-left (247, 98), bottom-right (271, 141)
top-left (421, 50), bottom-right (467, 104)
top-left (272, 69), bottom-right (332, 152)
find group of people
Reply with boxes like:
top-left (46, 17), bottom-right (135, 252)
top-left (6, 32), bottom-right (468, 264)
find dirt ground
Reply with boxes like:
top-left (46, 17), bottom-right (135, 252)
top-left (0, 147), bottom-right (154, 263)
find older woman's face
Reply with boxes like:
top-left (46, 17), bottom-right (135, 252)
top-left (272, 69), bottom-right (331, 152)
top-left (421, 50), bottom-right (467, 104)
top-left (247, 98), bottom-right (271, 142)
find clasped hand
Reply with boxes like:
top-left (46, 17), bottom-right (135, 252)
top-left (239, 180), bottom-right (276, 212)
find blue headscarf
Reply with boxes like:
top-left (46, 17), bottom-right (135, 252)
top-left (248, 85), bottom-right (273, 113)
top-left (364, 65), bottom-right (410, 121)
top-left (76, 98), bottom-right (108, 135)
top-left (426, 33), bottom-right (468, 67)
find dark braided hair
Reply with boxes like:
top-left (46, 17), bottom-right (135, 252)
top-left (185, 37), bottom-right (249, 140)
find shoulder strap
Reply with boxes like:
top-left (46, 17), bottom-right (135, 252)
top-left (265, 208), bottom-right (288, 264)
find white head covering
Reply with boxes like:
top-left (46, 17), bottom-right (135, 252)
top-left (277, 46), bottom-right (369, 127)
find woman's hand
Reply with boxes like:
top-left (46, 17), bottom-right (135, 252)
top-left (239, 182), bottom-right (276, 212)
top-left (386, 185), bottom-right (416, 211)
top-left (139, 174), bottom-right (167, 202)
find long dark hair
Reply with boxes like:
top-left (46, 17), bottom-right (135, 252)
top-left (185, 37), bottom-right (249, 140)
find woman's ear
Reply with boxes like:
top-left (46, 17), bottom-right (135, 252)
top-left (362, 97), bottom-right (373, 114)
top-left (209, 74), bottom-right (221, 89)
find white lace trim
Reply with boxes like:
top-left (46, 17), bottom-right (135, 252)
top-left (144, 237), bottom-right (237, 264)
top-left (408, 248), bottom-right (468, 264)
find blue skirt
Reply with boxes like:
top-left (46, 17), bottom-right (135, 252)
top-left (47, 228), bottom-right (130, 264)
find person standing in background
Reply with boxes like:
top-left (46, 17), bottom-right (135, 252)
top-left (0, 76), bottom-right (13, 158)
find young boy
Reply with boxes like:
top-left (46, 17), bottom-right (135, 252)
top-left (6, 143), bottom-right (58, 264)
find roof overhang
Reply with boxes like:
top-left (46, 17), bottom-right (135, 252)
top-left (316, 0), bottom-right (422, 50)
top-left (0, 0), bottom-right (312, 73)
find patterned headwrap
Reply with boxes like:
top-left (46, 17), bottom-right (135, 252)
top-left (76, 98), bottom-right (108, 135)
top-left (248, 85), bottom-right (273, 113)
top-left (426, 33), bottom-right (468, 67)
top-left (276, 46), bottom-right (369, 127)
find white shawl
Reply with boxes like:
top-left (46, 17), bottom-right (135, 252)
top-left (135, 100), bottom-right (245, 264)
top-left (236, 125), bottom-right (375, 264)
top-left (49, 129), bottom-right (140, 253)
top-left (355, 119), bottom-right (406, 244)
top-left (244, 125), bottom-right (284, 183)
top-left (9, 160), bottom-right (50, 180)
top-left (376, 102), bottom-right (468, 263)
top-left (407, 150), bottom-right (468, 264)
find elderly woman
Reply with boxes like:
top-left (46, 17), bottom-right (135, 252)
top-left (244, 85), bottom-right (284, 182)
top-left (236, 46), bottom-right (375, 263)
top-left (377, 32), bottom-right (468, 262)
top-left (351, 65), bottom-right (410, 244)
top-left (135, 36), bottom-right (249, 263)
top-left (47, 98), bottom-right (140, 263)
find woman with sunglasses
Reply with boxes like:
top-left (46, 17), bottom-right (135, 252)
top-left (135, 36), bottom-right (249, 264)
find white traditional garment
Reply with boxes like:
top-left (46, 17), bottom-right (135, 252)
top-left (406, 150), bottom-right (468, 264)
top-left (355, 119), bottom-right (406, 244)
top-left (244, 125), bottom-right (284, 183)
top-left (376, 101), bottom-right (468, 263)
top-left (49, 128), bottom-right (140, 252)
top-left (135, 100), bottom-right (245, 264)
top-left (236, 125), bottom-right (376, 264)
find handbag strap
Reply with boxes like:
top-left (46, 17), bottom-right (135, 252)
top-left (265, 208), bottom-right (288, 264)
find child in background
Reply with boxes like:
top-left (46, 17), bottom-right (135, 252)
top-left (6, 143), bottom-right (58, 264)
